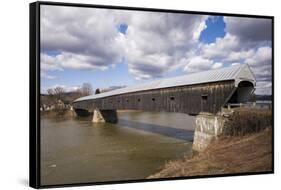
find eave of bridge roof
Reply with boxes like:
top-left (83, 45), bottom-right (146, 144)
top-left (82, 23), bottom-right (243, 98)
top-left (74, 64), bottom-right (256, 102)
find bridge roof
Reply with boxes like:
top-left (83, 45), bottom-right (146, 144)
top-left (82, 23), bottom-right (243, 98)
top-left (75, 64), bottom-right (256, 102)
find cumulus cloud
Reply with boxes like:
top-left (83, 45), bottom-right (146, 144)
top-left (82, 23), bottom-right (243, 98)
top-left (183, 56), bottom-right (222, 73)
top-left (224, 17), bottom-right (272, 42)
top-left (212, 62), bottom-right (223, 69)
top-left (41, 6), bottom-right (126, 75)
top-left (41, 72), bottom-right (57, 80)
top-left (245, 46), bottom-right (272, 66)
top-left (119, 12), bottom-right (207, 79)
top-left (41, 5), bottom-right (206, 80)
top-left (245, 46), bottom-right (272, 83)
top-left (187, 16), bottom-right (272, 95)
top-left (225, 49), bottom-right (255, 62)
top-left (41, 5), bottom-right (272, 95)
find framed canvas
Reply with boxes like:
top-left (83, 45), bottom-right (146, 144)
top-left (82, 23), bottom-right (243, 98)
top-left (29, 1), bottom-right (274, 188)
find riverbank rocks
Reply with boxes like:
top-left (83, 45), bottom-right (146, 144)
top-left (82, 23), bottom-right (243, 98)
top-left (192, 108), bottom-right (272, 152)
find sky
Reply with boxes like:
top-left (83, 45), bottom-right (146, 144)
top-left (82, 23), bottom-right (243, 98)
top-left (40, 5), bottom-right (272, 95)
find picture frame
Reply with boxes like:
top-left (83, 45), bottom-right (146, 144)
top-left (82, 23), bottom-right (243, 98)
top-left (30, 1), bottom-right (274, 188)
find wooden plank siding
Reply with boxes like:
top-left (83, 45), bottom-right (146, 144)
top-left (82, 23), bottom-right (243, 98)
top-left (73, 80), bottom-right (236, 115)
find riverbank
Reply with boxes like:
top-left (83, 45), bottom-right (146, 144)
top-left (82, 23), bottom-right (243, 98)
top-left (148, 127), bottom-right (272, 178)
top-left (41, 109), bottom-right (142, 118)
top-left (40, 109), bottom-right (76, 119)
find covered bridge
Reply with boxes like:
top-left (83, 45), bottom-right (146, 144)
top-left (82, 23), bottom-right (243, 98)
top-left (73, 64), bottom-right (256, 122)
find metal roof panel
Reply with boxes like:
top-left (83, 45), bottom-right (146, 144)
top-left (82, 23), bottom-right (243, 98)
top-left (75, 64), bottom-right (256, 102)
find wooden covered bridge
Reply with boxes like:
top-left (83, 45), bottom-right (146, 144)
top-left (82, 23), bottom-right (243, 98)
top-left (73, 64), bottom-right (256, 123)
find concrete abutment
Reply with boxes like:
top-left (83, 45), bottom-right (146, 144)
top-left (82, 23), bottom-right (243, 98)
top-left (192, 113), bottom-right (227, 152)
top-left (192, 108), bottom-right (272, 152)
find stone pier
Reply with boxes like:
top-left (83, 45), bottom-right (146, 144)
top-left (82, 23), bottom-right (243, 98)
top-left (92, 109), bottom-right (118, 124)
top-left (192, 108), bottom-right (272, 152)
top-left (74, 108), bottom-right (118, 124)
top-left (192, 113), bottom-right (227, 152)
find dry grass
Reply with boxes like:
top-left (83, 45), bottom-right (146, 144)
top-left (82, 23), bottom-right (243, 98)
top-left (148, 127), bottom-right (272, 178)
top-left (223, 107), bottom-right (272, 136)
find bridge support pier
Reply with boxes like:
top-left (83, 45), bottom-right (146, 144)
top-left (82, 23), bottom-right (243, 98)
top-left (92, 109), bottom-right (118, 124)
top-left (192, 113), bottom-right (227, 152)
top-left (192, 108), bottom-right (272, 152)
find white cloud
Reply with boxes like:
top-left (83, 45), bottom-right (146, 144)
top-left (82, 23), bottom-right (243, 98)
top-left (41, 72), bottom-right (57, 80)
top-left (224, 17), bottom-right (272, 42)
top-left (41, 5), bottom-right (207, 80)
top-left (121, 12), bottom-right (207, 79)
top-left (231, 62), bottom-right (241, 66)
top-left (41, 6), bottom-right (126, 74)
top-left (41, 5), bottom-right (272, 95)
top-left (245, 46), bottom-right (272, 66)
top-left (201, 34), bottom-right (240, 60)
top-left (41, 53), bottom-right (63, 72)
top-left (183, 56), bottom-right (222, 73)
top-left (193, 18), bottom-right (207, 40)
top-left (212, 62), bottom-right (223, 69)
top-left (189, 16), bottom-right (272, 95)
top-left (226, 49), bottom-right (255, 62)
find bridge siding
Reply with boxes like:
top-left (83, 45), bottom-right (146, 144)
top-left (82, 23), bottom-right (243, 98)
top-left (73, 80), bottom-right (235, 115)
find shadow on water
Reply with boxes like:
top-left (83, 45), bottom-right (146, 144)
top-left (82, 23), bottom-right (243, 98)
top-left (118, 119), bottom-right (194, 141)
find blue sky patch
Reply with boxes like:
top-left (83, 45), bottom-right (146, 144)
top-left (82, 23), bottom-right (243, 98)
top-left (45, 50), bottom-right (61, 56)
top-left (199, 16), bottom-right (226, 44)
top-left (117, 23), bottom-right (128, 34)
top-left (41, 60), bottom-right (135, 92)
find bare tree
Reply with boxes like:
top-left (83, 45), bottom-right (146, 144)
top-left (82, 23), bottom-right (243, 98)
top-left (54, 86), bottom-right (65, 100)
top-left (47, 88), bottom-right (54, 96)
top-left (44, 88), bottom-right (56, 106)
top-left (81, 83), bottom-right (93, 96)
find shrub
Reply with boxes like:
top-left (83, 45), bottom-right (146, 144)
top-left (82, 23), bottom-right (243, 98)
top-left (223, 108), bottom-right (272, 136)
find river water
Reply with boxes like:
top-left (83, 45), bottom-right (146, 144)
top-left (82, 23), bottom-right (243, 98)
top-left (41, 111), bottom-right (195, 185)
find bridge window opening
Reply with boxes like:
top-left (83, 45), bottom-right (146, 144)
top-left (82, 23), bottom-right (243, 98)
top-left (170, 96), bottom-right (175, 101)
top-left (137, 98), bottom-right (141, 102)
top-left (201, 94), bottom-right (208, 100)
top-left (152, 98), bottom-right (156, 102)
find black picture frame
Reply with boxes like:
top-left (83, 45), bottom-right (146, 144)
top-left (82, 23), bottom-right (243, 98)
top-left (29, 1), bottom-right (274, 188)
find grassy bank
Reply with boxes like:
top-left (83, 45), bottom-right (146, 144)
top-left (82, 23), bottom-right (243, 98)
top-left (148, 127), bottom-right (272, 178)
top-left (40, 109), bottom-right (76, 119)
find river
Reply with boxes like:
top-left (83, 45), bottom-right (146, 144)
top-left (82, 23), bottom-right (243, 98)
top-left (40, 111), bottom-right (195, 185)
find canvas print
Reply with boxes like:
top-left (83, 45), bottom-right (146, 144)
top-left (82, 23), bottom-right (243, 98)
top-left (36, 2), bottom-right (273, 187)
